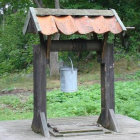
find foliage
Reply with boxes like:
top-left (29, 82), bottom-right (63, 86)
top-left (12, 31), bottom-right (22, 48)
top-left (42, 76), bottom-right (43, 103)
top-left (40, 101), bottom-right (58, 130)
top-left (0, 0), bottom-right (34, 14)
top-left (0, 80), bottom-right (140, 120)
top-left (0, 0), bottom-right (140, 75)
top-left (0, 11), bottom-right (39, 75)
top-left (115, 81), bottom-right (140, 120)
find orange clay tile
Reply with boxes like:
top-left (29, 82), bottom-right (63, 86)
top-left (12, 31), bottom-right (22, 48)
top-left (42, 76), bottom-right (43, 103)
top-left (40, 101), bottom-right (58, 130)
top-left (37, 15), bottom-right (122, 35)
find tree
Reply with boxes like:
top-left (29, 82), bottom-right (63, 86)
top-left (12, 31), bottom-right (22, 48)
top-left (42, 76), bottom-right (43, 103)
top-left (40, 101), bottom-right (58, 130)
top-left (33, 0), bottom-right (43, 8)
top-left (0, 0), bottom-right (140, 76)
top-left (50, 0), bottom-right (60, 76)
top-left (33, 0), bottom-right (60, 76)
top-left (0, 11), bottom-right (37, 75)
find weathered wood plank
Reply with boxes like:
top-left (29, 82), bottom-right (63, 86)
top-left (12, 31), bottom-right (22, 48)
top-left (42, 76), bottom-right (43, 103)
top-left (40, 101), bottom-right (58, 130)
top-left (50, 40), bottom-right (102, 52)
top-left (49, 125), bottom-right (104, 137)
top-left (31, 33), bottom-right (47, 135)
top-left (126, 27), bottom-right (135, 30)
top-left (52, 125), bottom-right (103, 133)
top-left (108, 109), bottom-right (120, 132)
top-left (34, 8), bottom-right (114, 16)
top-left (111, 9), bottom-right (126, 31)
top-left (26, 16), bottom-right (37, 34)
top-left (62, 131), bottom-right (104, 137)
top-left (23, 11), bottom-right (31, 35)
top-left (101, 33), bottom-right (108, 63)
top-left (48, 116), bottom-right (97, 126)
top-left (97, 43), bottom-right (115, 131)
top-left (46, 36), bottom-right (51, 59)
top-left (51, 131), bottom-right (105, 137)
top-left (40, 112), bottom-right (50, 137)
top-left (109, 45), bottom-right (115, 111)
top-left (30, 7), bottom-right (41, 32)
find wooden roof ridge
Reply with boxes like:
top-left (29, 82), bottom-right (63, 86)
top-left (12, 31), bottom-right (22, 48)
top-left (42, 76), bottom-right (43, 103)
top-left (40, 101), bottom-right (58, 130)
top-left (34, 8), bottom-right (114, 16)
top-left (23, 7), bottom-right (126, 35)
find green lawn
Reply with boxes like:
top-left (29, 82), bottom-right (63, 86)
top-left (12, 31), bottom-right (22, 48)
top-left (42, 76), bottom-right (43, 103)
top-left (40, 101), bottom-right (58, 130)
top-left (0, 80), bottom-right (140, 121)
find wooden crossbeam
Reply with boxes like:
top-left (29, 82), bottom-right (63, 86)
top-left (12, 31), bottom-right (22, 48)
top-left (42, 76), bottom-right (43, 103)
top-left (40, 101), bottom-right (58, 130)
top-left (50, 40), bottom-right (102, 52)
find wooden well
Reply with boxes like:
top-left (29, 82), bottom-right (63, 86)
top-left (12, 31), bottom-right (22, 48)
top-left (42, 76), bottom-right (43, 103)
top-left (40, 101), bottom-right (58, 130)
top-left (23, 7), bottom-right (127, 137)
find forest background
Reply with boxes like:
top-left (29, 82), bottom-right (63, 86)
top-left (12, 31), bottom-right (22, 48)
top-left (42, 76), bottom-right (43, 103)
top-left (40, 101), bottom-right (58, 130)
top-left (0, 0), bottom-right (140, 75)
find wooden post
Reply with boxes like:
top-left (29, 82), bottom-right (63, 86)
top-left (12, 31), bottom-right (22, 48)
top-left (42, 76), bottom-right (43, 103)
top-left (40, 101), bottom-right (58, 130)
top-left (97, 39), bottom-right (119, 132)
top-left (31, 33), bottom-right (49, 136)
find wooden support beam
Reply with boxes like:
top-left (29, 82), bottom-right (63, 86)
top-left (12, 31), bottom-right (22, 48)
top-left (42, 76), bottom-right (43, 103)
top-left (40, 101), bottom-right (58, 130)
top-left (50, 40), bottom-right (102, 52)
top-left (46, 35), bottom-right (51, 59)
top-left (31, 33), bottom-right (48, 136)
top-left (108, 109), bottom-right (120, 132)
top-left (40, 112), bottom-right (50, 137)
top-left (97, 43), bottom-right (119, 132)
top-left (102, 33), bottom-right (108, 63)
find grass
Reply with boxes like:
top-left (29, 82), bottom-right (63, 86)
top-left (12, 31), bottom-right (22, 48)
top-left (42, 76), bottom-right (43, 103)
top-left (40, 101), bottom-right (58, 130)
top-left (0, 58), bottom-right (139, 92)
top-left (0, 58), bottom-right (140, 121)
top-left (0, 80), bottom-right (140, 121)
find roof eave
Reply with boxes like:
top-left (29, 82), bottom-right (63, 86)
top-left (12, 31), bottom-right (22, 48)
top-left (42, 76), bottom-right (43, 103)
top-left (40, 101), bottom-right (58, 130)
top-left (23, 10), bottom-right (31, 35)
top-left (111, 9), bottom-right (127, 31)
top-left (23, 7), bottom-right (41, 35)
top-left (23, 8), bottom-right (127, 35)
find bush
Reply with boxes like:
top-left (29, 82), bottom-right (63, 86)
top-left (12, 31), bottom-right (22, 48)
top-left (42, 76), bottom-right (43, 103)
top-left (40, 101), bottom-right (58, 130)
top-left (0, 11), bottom-right (39, 75)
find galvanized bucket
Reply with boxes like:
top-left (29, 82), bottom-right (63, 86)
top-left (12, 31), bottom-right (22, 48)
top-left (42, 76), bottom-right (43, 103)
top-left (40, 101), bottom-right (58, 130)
top-left (60, 58), bottom-right (77, 93)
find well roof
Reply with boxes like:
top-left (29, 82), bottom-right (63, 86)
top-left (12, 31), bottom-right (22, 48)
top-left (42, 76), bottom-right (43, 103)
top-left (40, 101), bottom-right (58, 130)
top-left (23, 7), bottom-right (126, 35)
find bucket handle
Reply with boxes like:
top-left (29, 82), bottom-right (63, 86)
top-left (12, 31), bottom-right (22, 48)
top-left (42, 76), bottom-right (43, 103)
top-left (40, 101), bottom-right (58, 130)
top-left (68, 57), bottom-right (73, 72)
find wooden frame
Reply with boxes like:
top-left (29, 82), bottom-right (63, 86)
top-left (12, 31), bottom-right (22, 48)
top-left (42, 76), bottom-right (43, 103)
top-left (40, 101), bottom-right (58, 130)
top-left (22, 7), bottom-right (127, 137)
top-left (31, 34), bottom-right (119, 137)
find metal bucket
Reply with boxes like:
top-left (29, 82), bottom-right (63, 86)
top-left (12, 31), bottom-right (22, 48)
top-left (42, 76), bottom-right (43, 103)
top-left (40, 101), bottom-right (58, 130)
top-left (60, 58), bottom-right (77, 93)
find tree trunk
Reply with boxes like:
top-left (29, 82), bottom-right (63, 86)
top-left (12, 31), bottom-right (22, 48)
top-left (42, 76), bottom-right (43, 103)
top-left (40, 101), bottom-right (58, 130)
top-left (49, 0), bottom-right (60, 76)
top-left (55, 0), bottom-right (60, 8)
top-left (33, 0), bottom-right (43, 7)
top-left (33, 0), bottom-right (60, 76)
